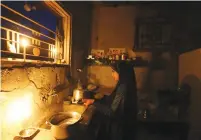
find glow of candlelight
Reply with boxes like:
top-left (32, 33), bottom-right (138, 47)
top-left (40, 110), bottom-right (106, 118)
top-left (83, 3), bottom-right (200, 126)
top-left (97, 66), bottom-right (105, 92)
top-left (21, 38), bottom-right (29, 47)
top-left (52, 48), bottom-right (56, 53)
top-left (5, 94), bottom-right (32, 123)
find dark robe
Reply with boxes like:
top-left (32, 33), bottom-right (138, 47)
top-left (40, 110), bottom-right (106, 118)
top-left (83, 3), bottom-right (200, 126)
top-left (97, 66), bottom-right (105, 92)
top-left (93, 81), bottom-right (137, 140)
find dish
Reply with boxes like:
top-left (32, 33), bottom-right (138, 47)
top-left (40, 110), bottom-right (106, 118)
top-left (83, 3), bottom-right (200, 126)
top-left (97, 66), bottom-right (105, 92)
top-left (33, 47), bottom-right (40, 56)
top-left (19, 128), bottom-right (38, 138)
top-left (48, 111), bottom-right (82, 126)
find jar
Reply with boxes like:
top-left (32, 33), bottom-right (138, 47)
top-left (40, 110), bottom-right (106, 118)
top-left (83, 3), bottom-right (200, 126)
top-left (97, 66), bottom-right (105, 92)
top-left (115, 54), bottom-right (120, 60)
top-left (121, 53), bottom-right (126, 60)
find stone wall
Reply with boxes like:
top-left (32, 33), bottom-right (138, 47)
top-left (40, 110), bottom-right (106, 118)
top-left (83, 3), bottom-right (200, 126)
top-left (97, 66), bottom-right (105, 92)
top-left (0, 66), bottom-right (70, 140)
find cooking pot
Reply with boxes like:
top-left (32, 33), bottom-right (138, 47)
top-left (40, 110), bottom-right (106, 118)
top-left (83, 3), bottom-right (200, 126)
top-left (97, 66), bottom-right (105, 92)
top-left (46, 111), bottom-right (82, 139)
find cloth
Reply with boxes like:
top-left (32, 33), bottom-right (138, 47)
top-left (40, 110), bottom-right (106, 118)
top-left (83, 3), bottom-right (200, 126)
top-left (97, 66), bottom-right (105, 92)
top-left (93, 83), bottom-right (136, 140)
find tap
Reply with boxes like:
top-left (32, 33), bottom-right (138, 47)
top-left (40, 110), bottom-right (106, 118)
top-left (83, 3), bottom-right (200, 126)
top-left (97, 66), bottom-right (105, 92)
top-left (77, 68), bottom-right (83, 73)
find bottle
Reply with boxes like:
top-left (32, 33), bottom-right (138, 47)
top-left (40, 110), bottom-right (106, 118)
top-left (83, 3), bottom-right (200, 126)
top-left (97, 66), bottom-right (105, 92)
top-left (115, 54), bottom-right (120, 60)
top-left (72, 80), bottom-right (84, 104)
top-left (121, 53), bottom-right (125, 60)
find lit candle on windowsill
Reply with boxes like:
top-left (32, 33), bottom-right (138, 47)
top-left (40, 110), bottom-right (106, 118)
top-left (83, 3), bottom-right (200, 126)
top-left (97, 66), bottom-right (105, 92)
top-left (21, 38), bottom-right (29, 62)
top-left (52, 48), bottom-right (57, 63)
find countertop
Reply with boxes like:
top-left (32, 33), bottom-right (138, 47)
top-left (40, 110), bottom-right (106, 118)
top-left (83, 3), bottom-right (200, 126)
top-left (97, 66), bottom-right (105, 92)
top-left (13, 105), bottom-right (96, 140)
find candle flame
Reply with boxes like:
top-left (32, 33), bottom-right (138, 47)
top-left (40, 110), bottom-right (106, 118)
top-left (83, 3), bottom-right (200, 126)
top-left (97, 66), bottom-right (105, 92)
top-left (21, 38), bottom-right (29, 47)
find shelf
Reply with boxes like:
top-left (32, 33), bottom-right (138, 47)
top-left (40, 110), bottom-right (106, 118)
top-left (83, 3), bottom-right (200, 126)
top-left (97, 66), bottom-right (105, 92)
top-left (85, 59), bottom-right (149, 67)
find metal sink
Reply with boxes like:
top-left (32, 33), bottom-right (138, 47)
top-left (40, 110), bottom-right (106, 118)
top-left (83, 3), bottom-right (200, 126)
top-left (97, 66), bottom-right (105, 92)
top-left (63, 104), bottom-right (86, 114)
top-left (39, 104), bottom-right (87, 130)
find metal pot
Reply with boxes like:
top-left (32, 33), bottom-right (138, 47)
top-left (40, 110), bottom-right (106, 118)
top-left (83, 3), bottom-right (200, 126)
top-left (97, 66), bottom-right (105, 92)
top-left (46, 111), bottom-right (82, 139)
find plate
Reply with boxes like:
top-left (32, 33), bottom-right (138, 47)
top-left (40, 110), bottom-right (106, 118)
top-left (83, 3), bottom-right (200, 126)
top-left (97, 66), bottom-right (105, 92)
top-left (19, 128), bottom-right (38, 138)
top-left (33, 47), bottom-right (40, 56)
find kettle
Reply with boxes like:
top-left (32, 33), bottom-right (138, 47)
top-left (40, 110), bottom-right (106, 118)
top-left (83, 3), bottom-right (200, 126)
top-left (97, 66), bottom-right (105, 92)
top-left (72, 80), bottom-right (84, 104)
top-left (72, 69), bottom-right (84, 104)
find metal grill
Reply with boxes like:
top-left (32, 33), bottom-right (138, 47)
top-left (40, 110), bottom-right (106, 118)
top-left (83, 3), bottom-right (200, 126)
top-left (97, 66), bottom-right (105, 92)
top-left (0, 3), bottom-right (64, 63)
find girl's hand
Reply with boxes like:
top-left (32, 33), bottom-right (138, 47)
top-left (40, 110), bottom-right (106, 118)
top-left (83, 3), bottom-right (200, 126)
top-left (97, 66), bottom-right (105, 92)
top-left (83, 99), bottom-right (94, 106)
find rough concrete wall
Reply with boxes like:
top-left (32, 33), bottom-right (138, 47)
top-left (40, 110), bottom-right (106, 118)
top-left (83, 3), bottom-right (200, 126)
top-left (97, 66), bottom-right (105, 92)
top-left (179, 48), bottom-right (201, 133)
top-left (0, 66), bottom-right (69, 140)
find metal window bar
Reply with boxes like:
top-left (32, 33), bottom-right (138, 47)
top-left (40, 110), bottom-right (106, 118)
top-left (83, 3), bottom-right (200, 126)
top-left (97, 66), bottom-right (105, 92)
top-left (1, 26), bottom-right (55, 49)
top-left (1, 16), bottom-right (55, 41)
top-left (1, 37), bottom-right (58, 52)
top-left (1, 38), bottom-right (62, 62)
top-left (0, 3), bottom-right (59, 37)
top-left (0, 4), bottom-right (63, 63)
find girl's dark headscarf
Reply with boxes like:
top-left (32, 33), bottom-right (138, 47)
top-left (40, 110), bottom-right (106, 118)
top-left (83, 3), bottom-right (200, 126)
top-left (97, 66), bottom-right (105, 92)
top-left (110, 61), bottom-right (137, 122)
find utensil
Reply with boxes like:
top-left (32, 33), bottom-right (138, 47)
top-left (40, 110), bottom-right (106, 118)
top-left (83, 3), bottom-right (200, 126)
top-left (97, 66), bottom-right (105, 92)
top-left (87, 83), bottom-right (99, 92)
top-left (33, 47), bottom-right (40, 56)
top-left (46, 111), bottom-right (82, 139)
top-left (19, 128), bottom-right (38, 139)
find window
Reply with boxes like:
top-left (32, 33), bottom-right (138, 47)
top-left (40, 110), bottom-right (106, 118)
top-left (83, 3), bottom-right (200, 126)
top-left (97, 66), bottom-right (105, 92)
top-left (0, 1), bottom-right (71, 64)
top-left (134, 17), bottom-right (172, 51)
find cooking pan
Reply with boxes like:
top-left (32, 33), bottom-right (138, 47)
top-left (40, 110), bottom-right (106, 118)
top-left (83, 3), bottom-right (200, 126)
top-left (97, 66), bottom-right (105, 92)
top-left (46, 111), bottom-right (82, 139)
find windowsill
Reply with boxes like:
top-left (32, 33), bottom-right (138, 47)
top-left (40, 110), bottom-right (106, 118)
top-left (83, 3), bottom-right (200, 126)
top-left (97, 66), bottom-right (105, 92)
top-left (1, 59), bottom-right (69, 69)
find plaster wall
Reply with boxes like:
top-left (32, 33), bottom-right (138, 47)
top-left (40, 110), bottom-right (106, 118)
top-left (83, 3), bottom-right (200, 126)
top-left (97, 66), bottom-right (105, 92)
top-left (0, 66), bottom-right (70, 140)
top-left (179, 48), bottom-right (201, 139)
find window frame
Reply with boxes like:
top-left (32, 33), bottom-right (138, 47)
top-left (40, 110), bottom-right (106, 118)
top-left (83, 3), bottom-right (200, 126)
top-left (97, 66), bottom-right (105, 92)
top-left (0, 1), bottom-right (72, 65)
top-left (44, 1), bottom-right (72, 65)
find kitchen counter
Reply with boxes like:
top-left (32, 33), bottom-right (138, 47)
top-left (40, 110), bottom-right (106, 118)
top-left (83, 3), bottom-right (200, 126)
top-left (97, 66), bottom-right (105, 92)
top-left (15, 105), bottom-right (96, 140)
top-left (39, 104), bottom-right (95, 129)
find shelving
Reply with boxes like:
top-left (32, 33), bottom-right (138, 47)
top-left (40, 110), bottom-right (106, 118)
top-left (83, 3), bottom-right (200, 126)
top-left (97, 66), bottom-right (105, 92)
top-left (85, 58), bottom-right (149, 67)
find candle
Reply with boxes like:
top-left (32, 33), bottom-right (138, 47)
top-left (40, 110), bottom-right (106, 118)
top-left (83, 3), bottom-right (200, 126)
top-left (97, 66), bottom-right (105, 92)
top-left (52, 48), bottom-right (57, 62)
